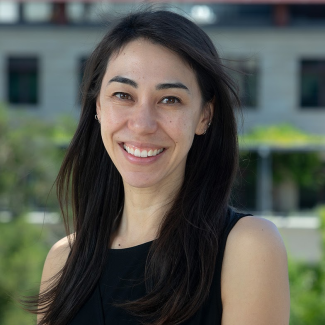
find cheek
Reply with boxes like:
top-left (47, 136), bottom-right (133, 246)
top-left (168, 113), bottom-right (197, 145)
top-left (102, 106), bottom-right (124, 124)
top-left (101, 106), bottom-right (127, 133)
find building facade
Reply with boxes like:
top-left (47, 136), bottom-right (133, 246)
top-left (1, 1), bottom-right (325, 133)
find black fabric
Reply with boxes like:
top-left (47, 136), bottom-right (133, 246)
top-left (68, 209), bottom-right (251, 325)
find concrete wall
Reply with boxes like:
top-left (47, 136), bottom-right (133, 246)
top-left (0, 27), bottom-right (106, 119)
top-left (207, 27), bottom-right (325, 135)
top-left (268, 216), bottom-right (322, 263)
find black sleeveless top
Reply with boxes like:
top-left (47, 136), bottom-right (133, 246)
top-left (68, 210), bottom-right (250, 325)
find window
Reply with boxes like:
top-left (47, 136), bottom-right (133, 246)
top-left (224, 57), bottom-right (259, 108)
top-left (291, 5), bottom-right (325, 26)
top-left (7, 57), bottom-right (39, 105)
top-left (23, 3), bottom-right (52, 23)
top-left (0, 2), bottom-right (19, 24)
top-left (67, 2), bottom-right (86, 23)
top-left (300, 60), bottom-right (325, 108)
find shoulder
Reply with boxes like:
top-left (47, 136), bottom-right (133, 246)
top-left (48, 233), bottom-right (74, 264)
top-left (221, 216), bottom-right (290, 325)
top-left (40, 233), bottom-right (75, 288)
top-left (222, 216), bottom-right (287, 274)
top-left (38, 234), bottom-right (74, 323)
top-left (227, 215), bottom-right (285, 251)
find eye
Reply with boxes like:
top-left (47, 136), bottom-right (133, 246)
top-left (160, 96), bottom-right (181, 104)
top-left (113, 92), bottom-right (132, 100)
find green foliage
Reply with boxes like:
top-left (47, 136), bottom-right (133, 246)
top-left (239, 123), bottom-right (325, 147)
top-left (289, 206), bottom-right (325, 325)
top-left (0, 217), bottom-right (51, 325)
top-left (239, 124), bottom-right (325, 187)
top-left (0, 103), bottom-right (76, 323)
top-left (289, 259), bottom-right (325, 325)
top-left (273, 152), bottom-right (324, 187)
top-left (0, 105), bottom-right (76, 217)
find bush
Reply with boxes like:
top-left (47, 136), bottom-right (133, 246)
top-left (289, 206), bottom-right (325, 325)
top-left (0, 105), bottom-right (76, 216)
top-left (0, 104), bottom-right (75, 323)
top-left (0, 217), bottom-right (51, 325)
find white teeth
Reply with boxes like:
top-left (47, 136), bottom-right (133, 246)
top-left (124, 144), bottom-right (163, 158)
top-left (134, 149), bottom-right (141, 157)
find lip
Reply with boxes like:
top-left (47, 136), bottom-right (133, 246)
top-left (121, 141), bottom-right (164, 151)
top-left (119, 142), bottom-right (166, 165)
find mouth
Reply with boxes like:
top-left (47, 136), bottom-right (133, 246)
top-left (123, 143), bottom-right (165, 158)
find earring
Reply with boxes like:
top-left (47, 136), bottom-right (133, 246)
top-left (95, 114), bottom-right (100, 124)
top-left (203, 121), bottom-right (211, 135)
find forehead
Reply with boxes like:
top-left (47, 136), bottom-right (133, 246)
top-left (103, 39), bottom-right (199, 89)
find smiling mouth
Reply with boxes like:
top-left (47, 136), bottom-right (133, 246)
top-left (123, 144), bottom-right (165, 158)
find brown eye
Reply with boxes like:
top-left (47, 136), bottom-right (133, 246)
top-left (161, 97), bottom-right (180, 104)
top-left (115, 92), bottom-right (132, 100)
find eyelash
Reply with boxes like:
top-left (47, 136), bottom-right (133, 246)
top-left (113, 92), bottom-right (181, 105)
top-left (113, 92), bottom-right (132, 100)
top-left (160, 96), bottom-right (181, 104)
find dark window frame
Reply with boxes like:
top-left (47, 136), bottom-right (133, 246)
top-left (7, 56), bottom-right (39, 106)
top-left (224, 57), bottom-right (260, 109)
top-left (300, 59), bottom-right (325, 109)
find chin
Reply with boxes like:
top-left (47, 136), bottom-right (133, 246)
top-left (121, 173), bottom-right (162, 189)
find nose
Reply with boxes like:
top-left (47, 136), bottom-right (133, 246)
top-left (128, 102), bottom-right (158, 135)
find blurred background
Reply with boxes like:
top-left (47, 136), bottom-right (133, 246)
top-left (0, 0), bottom-right (325, 324)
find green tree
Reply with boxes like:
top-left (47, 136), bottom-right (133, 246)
top-left (236, 124), bottom-right (325, 211)
top-left (0, 217), bottom-right (51, 325)
top-left (0, 105), bottom-right (76, 216)
top-left (289, 207), bottom-right (325, 325)
top-left (0, 104), bottom-right (76, 323)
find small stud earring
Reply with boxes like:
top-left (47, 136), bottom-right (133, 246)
top-left (95, 114), bottom-right (100, 124)
top-left (203, 121), bottom-right (211, 135)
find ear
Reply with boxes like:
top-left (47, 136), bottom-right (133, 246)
top-left (195, 101), bottom-right (213, 135)
top-left (96, 97), bottom-right (101, 122)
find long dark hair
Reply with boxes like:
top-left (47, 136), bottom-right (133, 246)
top-left (28, 8), bottom-right (240, 325)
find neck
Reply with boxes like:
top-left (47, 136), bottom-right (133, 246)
top-left (111, 175), bottom-right (183, 247)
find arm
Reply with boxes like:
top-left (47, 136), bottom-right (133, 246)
top-left (221, 217), bottom-right (290, 325)
top-left (37, 234), bottom-right (73, 324)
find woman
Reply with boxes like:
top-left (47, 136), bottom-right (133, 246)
top-left (34, 9), bottom-right (290, 325)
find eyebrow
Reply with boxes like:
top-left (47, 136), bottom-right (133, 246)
top-left (156, 82), bottom-right (189, 93)
top-left (108, 76), bottom-right (137, 88)
top-left (107, 76), bottom-right (190, 93)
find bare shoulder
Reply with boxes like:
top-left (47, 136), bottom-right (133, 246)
top-left (40, 233), bottom-right (75, 289)
top-left (221, 216), bottom-right (290, 325)
top-left (37, 234), bottom-right (75, 323)
top-left (50, 233), bottom-right (75, 259)
top-left (227, 216), bottom-right (286, 251)
top-left (223, 216), bottom-right (288, 278)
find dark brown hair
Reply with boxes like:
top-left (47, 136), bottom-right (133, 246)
top-left (27, 8), bottom-right (240, 325)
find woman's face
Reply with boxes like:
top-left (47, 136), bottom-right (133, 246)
top-left (96, 39), bottom-right (210, 189)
